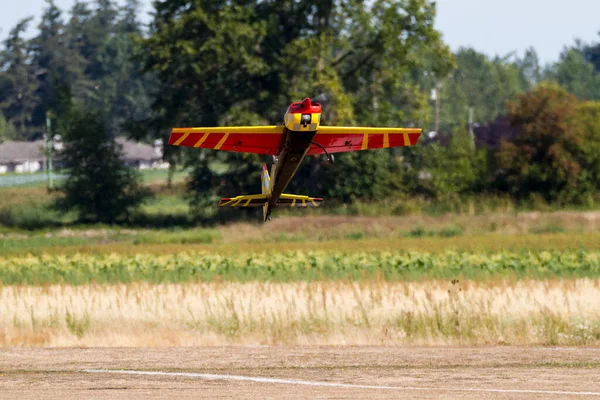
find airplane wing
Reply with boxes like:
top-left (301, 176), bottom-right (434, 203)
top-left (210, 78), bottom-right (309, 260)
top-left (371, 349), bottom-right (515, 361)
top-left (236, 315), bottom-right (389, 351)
top-left (168, 126), bottom-right (285, 155)
top-left (307, 126), bottom-right (422, 156)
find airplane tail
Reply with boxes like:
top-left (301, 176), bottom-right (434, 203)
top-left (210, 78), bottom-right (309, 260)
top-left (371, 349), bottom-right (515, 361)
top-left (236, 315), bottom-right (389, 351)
top-left (261, 164), bottom-right (271, 221)
top-left (218, 164), bottom-right (322, 221)
top-left (277, 194), bottom-right (323, 207)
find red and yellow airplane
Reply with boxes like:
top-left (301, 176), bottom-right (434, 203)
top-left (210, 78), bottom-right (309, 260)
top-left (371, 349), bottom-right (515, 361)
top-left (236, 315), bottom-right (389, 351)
top-left (168, 98), bottom-right (421, 221)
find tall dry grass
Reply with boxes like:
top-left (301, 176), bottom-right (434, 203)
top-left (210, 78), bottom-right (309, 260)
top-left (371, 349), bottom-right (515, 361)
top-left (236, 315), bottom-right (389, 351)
top-left (2, 279), bottom-right (600, 347)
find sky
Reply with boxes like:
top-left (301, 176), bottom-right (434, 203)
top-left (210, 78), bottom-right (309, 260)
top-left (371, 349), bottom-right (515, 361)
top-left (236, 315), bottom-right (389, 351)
top-left (0, 0), bottom-right (599, 64)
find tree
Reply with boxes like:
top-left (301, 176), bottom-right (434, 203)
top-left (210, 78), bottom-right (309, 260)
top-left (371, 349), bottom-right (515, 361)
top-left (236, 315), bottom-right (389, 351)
top-left (572, 101), bottom-right (600, 200)
top-left (319, 151), bottom-right (394, 202)
top-left (417, 129), bottom-right (488, 199)
top-left (0, 18), bottom-right (40, 139)
top-left (31, 0), bottom-right (93, 131)
top-left (438, 48), bottom-right (528, 133)
top-left (496, 83), bottom-right (584, 203)
top-left (62, 1), bottom-right (95, 105)
top-left (97, 0), bottom-right (153, 135)
top-left (554, 49), bottom-right (600, 100)
top-left (584, 38), bottom-right (600, 73)
top-left (518, 47), bottom-right (542, 89)
top-left (0, 111), bottom-right (17, 142)
top-left (56, 111), bottom-right (150, 223)
top-left (139, 0), bottom-right (453, 215)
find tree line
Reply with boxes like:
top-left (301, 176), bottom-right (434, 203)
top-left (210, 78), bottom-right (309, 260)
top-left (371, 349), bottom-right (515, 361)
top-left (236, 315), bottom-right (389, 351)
top-left (1, 0), bottom-right (600, 222)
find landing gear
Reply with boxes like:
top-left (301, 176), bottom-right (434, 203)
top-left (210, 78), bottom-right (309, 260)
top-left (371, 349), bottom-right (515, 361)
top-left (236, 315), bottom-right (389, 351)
top-left (310, 141), bottom-right (334, 164)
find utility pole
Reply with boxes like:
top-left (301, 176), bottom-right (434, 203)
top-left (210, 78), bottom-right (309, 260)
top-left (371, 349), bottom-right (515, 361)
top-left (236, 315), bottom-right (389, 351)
top-left (434, 82), bottom-right (441, 135)
top-left (46, 116), bottom-right (53, 190)
top-left (468, 107), bottom-right (475, 149)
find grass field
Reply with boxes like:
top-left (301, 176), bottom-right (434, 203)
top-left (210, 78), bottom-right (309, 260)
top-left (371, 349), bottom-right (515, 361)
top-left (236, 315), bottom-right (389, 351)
top-left (1, 202), bottom-right (600, 348)
top-left (3, 166), bottom-right (600, 231)
top-left (1, 248), bottom-right (599, 284)
top-left (1, 211), bottom-right (600, 252)
top-left (3, 279), bottom-right (600, 347)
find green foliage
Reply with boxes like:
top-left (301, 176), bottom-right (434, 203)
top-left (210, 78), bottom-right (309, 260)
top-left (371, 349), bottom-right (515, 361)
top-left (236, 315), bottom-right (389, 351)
top-left (55, 111), bottom-right (151, 223)
top-left (1, 250), bottom-right (599, 285)
top-left (0, 110), bottom-right (17, 142)
top-left (497, 83), bottom-right (587, 203)
top-left (320, 151), bottom-right (394, 202)
top-left (0, 0), bottom-right (153, 140)
top-left (140, 0), bottom-right (453, 210)
top-left (0, 18), bottom-right (40, 140)
top-left (572, 101), bottom-right (600, 200)
top-left (3, 1), bottom-right (600, 218)
top-left (585, 38), bottom-right (600, 73)
top-left (551, 49), bottom-right (600, 101)
top-left (65, 310), bottom-right (91, 338)
top-left (438, 48), bottom-right (530, 131)
top-left (419, 129), bottom-right (489, 198)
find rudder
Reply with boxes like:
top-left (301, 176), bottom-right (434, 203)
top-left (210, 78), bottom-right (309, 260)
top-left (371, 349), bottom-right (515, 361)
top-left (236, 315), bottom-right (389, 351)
top-left (261, 164), bottom-right (271, 221)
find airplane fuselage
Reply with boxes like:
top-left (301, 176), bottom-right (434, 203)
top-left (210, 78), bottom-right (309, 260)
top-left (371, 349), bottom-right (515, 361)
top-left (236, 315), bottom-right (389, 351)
top-left (265, 98), bottom-right (322, 219)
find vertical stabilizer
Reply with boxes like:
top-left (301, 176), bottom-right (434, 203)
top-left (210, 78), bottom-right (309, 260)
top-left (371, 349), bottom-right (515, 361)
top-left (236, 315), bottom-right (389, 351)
top-left (261, 164), bottom-right (271, 221)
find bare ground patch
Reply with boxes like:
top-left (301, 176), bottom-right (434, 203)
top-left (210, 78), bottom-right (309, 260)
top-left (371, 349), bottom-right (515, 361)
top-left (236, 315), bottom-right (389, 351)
top-left (1, 347), bottom-right (600, 399)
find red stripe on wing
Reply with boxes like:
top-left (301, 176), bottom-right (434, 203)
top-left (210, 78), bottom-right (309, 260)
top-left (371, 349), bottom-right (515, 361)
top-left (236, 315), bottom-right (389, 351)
top-left (308, 130), bottom-right (421, 155)
top-left (168, 131), bottom-right (186, 145)
top-left (169, 130), bottom-right (284, 155)
top-left (217, 133), bottom-right (283, 155)
top-left (307, 134), bottom-right (363, 155)
top-left (409, 133), bottom-right (420, 145)
top-left (368, 133), bottom-right (384, 149)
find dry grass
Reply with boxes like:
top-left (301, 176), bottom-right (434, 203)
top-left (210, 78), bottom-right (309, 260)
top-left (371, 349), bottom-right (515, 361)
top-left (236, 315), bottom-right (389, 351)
top-left (221, 212), bottom-right (600, 242)
top-left (2, 279), bottom-right (600, 347)
top-left (12, 232), bottom-right (598, 257)
top-left (0, 187), bottom-right (53, 207)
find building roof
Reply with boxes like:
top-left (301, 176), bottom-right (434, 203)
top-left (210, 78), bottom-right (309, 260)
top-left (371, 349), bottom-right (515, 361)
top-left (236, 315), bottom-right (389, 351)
top-left (0, 138), bottom-right (161, 164)
top-left (116, 137), bottom-right (161, 162)
top-left (0, 141), bottom-right (45, 163)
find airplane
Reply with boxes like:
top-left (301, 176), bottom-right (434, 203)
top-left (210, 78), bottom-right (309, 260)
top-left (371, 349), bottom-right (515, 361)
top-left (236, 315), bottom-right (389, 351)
top-left (168, 98), bottom-right (422, 221)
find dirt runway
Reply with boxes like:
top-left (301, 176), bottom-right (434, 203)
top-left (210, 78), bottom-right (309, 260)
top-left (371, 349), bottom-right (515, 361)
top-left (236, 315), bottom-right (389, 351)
top-left (2, 347), bottom-right (600, 399)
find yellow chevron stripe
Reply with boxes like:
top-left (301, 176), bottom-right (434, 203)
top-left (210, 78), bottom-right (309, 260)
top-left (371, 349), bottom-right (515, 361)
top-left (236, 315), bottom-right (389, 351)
top-left (310, 200), bottom-right (318, 206)
top-left (214, 133), bottom-right (229, 150)
top-left (172, 126), bottom-right (283, 134)
top-left (244, 198), bottom-right (252, 206)
top-left (361, 133), bottom-right (368, 150)
top-left (383, 133), bottom-right (389, 148)
top-left (173, 132), bottom-right (190, 146)
top-left (193, 132), bottom-right (210, 148)
top-left (403, 132), bottom-right (410, 146)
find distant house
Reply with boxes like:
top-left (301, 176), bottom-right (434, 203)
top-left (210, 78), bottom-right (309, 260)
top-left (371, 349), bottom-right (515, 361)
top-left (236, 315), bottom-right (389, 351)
top-left (116, 138), bottom-right (168, 170)
top-left (0, 140), bottom-right (46, 173)
top-left (422, 115), bottom-right (519, 150)
top-left (0, 138), bottom-right (168, 174)
top-left (473, 115), bottom-right (518, 149)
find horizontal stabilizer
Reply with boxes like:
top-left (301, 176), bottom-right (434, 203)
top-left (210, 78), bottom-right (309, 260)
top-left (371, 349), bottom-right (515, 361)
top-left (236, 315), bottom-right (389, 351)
top-left (219, 194), bottom-right (268, 207)
top-left (218, 194), bottom-right (323, 208)
top-left (278, 194), bottom-right (323, 207)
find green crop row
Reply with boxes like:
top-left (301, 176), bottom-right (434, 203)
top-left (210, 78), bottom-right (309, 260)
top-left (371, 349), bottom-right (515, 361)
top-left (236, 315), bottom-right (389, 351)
top-left (1, 250), bottom-right (599, 285)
